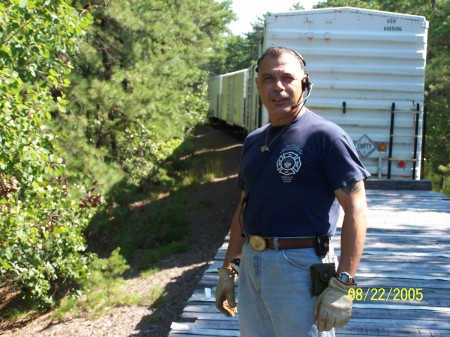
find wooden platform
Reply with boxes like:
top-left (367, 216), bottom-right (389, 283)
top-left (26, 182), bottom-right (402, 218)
top-left (169, 189), bottom-right (450, 337)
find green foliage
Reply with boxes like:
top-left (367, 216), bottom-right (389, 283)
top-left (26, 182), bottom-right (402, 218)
top-left (83, 126), bottom-right (226, 273)
top-left (85, 175), bottom-right (196, 265)
top-left (0, 0), bottom-right (93, 305)
top-left (0, 0), bottom-right (234, 311)
top-left (438, 164), bottom-right (450, 175)
top-left (437, 164), bottom-right (450, 195)
top-left (425, 162), bottom-right (450, 196)
top-left (137, 242), bottom-right (190, 271)
top-left (54, 248), bottom-right (148, 319)
top-left (83, 248), bottom-right (129, 306)
top-left (314, 0), bottom-right (379, 9)
top-left (85, 248), bottom-right (128, 289)
top-left (48, 108), bottom-right (124, 197)
top-left (209, 16), bottom-right (264, 74)
top-left (291, 2), bottom-right (305, 10)
top-left (65, 0), bottom-right (234, 185)
top-left (119, 82), bottom-right (210, 184)
top-left (423, 0), bottom-right (450, 180)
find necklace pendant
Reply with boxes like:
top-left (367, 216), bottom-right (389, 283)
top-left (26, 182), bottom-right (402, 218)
top-left (261, 145), bottom-right (269, 153)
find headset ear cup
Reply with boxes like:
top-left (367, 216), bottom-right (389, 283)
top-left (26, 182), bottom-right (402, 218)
top-left (302, 76), bottom-right (311, 92)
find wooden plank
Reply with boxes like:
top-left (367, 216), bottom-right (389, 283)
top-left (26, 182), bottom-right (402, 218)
top-left (169, 322), bottom-right (240, 336)
top-left (362, 231), bottom-right (450, 240)
top-left (349, 279), bottom-right (450, 291)
top-left (365, 190), bottom-right (446, 198)
top-left (355, 264), bottom-right (450, 277)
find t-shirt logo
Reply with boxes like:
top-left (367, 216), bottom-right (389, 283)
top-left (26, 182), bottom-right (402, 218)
top-left (277, 152), bottom-right (301, 175)
top-left (277, 149), bottom-right (302, 183)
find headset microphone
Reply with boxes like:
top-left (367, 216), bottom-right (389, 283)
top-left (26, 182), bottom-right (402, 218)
top-left (290, 83), bottom-right (314, 110)
top-left (290, 101), bottom-right (302, 110)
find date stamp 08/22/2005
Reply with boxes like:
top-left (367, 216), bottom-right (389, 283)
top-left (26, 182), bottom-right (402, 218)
top-left (348, 287), bottom-right (424, 302)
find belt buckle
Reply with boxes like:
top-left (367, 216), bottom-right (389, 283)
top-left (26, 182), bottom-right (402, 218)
top-left (249, 235), bottom-right (267, 251)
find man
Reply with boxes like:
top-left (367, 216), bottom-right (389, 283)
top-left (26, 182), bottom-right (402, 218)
top-left (215, 46), bottom-right (370, 336)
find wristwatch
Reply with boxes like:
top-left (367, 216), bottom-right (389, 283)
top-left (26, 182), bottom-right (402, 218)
top-left (230, 258), bottom-right (240, 274)
top-left (335, 272), bottom-right (355, 285)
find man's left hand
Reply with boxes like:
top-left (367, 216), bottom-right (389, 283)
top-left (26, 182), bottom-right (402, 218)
top-left (215, 268), bottom-right (238, 317)
top-left (314, 277), bottom-right (354, 331)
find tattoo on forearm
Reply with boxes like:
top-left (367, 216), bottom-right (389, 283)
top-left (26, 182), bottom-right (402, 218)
top-left (341, 181), bottom-right (361, 195)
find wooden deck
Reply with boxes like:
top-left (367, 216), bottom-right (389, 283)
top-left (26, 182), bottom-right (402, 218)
top-left (169, 189), bottom-right (450, 337)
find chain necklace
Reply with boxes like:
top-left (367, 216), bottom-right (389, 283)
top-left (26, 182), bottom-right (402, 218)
top-left (260, 123), bottom-right (292, 153)
top-left (260, 106), bottom-right (303, 153)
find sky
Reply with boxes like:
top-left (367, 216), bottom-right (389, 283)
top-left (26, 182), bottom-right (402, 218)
top-left (228, 0), bottom-right (321, 35)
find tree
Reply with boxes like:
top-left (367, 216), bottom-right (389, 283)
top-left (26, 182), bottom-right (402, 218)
top-left (314, 0), bottom-right (379, 9)
top-left (291, 3), bottom-right (305, 10)
top-left (209, 15), bottom-right (265, 75)
top-left (64, 0), bottom-right (235, 185)
top-left (0, 0), bottom-right (93, 305)
top-left (422, 0), bottom-right (450, 175)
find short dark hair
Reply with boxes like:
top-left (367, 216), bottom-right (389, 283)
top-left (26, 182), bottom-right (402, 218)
top-left (256, 46), bottom-right (306, 73)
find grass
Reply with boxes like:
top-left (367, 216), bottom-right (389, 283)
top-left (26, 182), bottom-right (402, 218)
top-left (52, 248), bottom-right (164, 320)
top-left (141, 266), bottom-right (160, 277)
top-left (136, 242), bottom-right (190, 271)
top-left (1, 306), bottom-right (41, 323)
top-left (53, 282), bottom-right (161, 320)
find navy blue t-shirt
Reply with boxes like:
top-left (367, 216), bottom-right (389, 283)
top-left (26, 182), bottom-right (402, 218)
top-left (237, 109), bottom-right (370, 237)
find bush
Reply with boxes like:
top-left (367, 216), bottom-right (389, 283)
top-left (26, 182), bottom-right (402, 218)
top-left (0, 0), bottom-right (93, 306)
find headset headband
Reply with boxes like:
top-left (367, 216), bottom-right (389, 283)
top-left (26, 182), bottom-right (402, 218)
top-left (256, 47), bottom-right (307, 72)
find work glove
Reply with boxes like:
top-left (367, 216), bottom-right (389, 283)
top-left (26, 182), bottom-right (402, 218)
top-left (215, 268), bottom-right (238, 317)
top-left (314, 277), bottom-right (354, 331)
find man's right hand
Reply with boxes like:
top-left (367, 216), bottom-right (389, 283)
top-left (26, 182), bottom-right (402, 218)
top-left (215, 268), bottom-right (238, 316)
top-left (314, 277), bottom-right (354, 331)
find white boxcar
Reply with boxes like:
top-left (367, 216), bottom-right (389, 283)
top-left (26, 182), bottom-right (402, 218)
top-left (208, 69), bottom-right (249, 129)
top-left (209, 67), bottom-right (261, 132)
top-left (259, 7), bottom-right (429, 180)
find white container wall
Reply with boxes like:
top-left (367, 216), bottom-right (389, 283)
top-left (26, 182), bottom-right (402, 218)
top-left (207, 74), bottom-right (222, 120)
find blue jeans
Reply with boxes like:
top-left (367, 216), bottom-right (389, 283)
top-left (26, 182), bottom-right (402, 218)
top-left (238, 241), bottom-right (337, 337)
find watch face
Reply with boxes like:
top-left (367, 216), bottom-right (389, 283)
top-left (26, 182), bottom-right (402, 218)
top-left (338, 273), bottom-right (351, 283)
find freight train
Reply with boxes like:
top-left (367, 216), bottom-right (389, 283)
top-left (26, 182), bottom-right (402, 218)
top-left (208, 7), bottom-right (429, 182)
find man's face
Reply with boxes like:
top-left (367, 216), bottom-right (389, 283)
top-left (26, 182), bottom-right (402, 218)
top-left (256, 53), bottom-right (306, 126)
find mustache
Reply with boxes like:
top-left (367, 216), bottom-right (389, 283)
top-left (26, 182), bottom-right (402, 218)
top-left (268, 92), bottom-right (292, 100)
